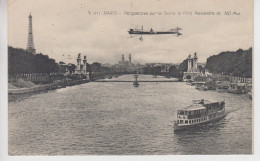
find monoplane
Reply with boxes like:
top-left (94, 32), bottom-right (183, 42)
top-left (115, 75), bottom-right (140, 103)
top-left (128, 26), bottom-right (182, 41)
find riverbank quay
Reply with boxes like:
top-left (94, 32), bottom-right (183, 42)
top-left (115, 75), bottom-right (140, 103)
top-left (8, 72), bottom-right (127, 96)
top-left (8, 72), bottom-right (128, 96)
top-left (187, 75), bottom-right (252, 95)
top-left (8, 76), bottom-right (90, 95)
top-left (94, 80), bottom-right (181, 82)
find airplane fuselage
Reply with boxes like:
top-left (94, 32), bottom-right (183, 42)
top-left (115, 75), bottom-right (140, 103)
top-left (128, 27), bottom-right (182, 40)
top-left (128, 30), bottom-right (178, 35)
top-left (129, 31), bottom-right (178, 35)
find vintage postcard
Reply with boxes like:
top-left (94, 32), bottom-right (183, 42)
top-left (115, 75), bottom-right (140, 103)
top-left (5, 0), bottom-right (253, 156)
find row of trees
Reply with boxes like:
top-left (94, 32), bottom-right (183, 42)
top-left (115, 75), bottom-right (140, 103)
top-left (8, 46), bottom-right (114, 76)
top-left (8, 46), bottom-right (59, 75)
top-left (143, 66), bottom-right (163, 75)
top-left (8, 46), bottom-right (252, 78)
top-left (205, 48), bottom-right (252, 78)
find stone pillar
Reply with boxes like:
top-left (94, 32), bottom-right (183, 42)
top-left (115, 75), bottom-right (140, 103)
top-left (129, 54), bottom-right (131, 63)
top-left (187, 55), bottom-right (192, 72)
top-left (122, 54), bottom-right (125, 62)
top-left (193, 52), bottom-right (198, 72)
top-left (83, 55), bottom-right (87, 73)
top-left (76, 53), bottom-right (81, 72)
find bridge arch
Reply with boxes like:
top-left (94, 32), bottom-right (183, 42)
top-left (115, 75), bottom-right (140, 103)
top-left (186, 75), bottom-right (191, 79)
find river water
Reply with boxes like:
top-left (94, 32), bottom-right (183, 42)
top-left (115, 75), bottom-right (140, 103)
top-left (8, 75), bottom-right (253, 155)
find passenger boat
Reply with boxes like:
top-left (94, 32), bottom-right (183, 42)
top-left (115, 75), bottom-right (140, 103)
top-left (174, 99), bottom-right (226, 131)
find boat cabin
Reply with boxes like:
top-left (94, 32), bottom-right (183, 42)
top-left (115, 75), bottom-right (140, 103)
top-left (176, 99), bottom-right (225, 125)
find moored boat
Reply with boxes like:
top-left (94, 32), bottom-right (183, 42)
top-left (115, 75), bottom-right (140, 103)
top-left (227, 83), bottom-right (248, 94)
top-left (216, 88), bottom-right (227, 93)
top-left (215, 81), bottom-right (230, 90)
top-left (191, 81), bottom-right (205, 86)
top-left (195, 85), bottom-right (208, 91)
top-left (248, 91), bottom-right (252, 99)
top-left (174, 99), bottom-right (226, 131)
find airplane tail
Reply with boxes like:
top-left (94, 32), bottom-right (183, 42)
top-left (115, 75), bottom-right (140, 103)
top-left (176, 27), bottom-right (182, 31)
top-left (171, 27), bottom-right (182, 32)
top-left (177, 32), bottom-right (182, 36)
top-left (175, 27), bottom-right (182, 36)
top-left (170, 27), bottom-right (182, 36)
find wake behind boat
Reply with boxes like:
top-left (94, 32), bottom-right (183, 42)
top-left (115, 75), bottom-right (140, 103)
top-left (174, 99), bottom-right (226, 131)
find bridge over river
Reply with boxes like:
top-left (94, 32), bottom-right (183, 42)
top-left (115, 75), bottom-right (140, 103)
top-left (93, 74), bottom-right (181, 82)
top-left (94, 80), bottom-right (181, 82)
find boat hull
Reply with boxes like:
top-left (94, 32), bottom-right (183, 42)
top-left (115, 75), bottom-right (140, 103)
top-left (174, 113), bottom-right (227, 131)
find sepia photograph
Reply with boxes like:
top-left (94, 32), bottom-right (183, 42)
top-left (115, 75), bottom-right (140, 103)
top-left (1, 0), bottom-right (256, 157)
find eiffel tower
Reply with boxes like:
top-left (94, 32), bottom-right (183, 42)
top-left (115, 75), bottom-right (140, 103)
top-left (26, 13), bottom-right (36, 54)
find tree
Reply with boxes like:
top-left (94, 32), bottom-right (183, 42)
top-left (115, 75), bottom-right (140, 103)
top-left (91, 62), bottom-right (101, 72)
top-left (169, 65), bottom-right (178, 77)
top-left (8, 46), bottom-right (59, 75)
top-left (176, 58), bottom-right (188, 78)
top-left (205, 48), bottom-right (252, 78)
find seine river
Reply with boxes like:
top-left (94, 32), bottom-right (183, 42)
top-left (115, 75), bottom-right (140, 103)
top-left (8, 75), bottom-right (252, 155)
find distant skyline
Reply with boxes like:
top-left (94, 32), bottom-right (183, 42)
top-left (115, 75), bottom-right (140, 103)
top-left (8, 0), bottom-right (253, 64)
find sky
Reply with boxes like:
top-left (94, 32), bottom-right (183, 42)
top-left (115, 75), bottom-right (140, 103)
top-left (8, 0), bottom-right (253, 65)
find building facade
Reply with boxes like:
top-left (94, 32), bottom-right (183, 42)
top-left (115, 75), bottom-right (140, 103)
top-left (115, 54), bottom-right (137, 73)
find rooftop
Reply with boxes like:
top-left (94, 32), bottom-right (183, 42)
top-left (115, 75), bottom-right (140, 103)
top-left (184, 104), bottom-right (206, 111)
top-left (181, 99), bottom-right (221, 111)
top-left (192, 99), bottom-right (220, 104)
